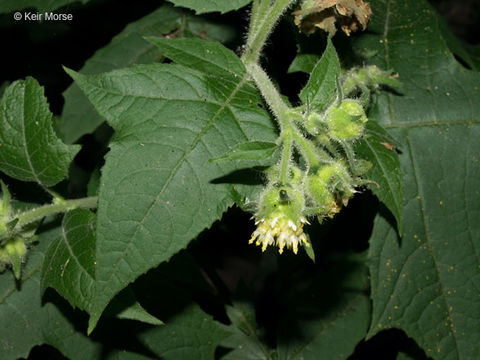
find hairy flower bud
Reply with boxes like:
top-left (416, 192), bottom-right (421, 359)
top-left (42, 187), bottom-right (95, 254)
top-left (326, 100), bottom-right (367, 140)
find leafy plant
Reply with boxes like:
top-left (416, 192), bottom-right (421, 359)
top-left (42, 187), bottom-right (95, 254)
top-left (1, 0), bottom-right (479, 359)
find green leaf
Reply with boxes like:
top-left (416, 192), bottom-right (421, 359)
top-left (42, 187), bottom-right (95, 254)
top-left (146, 37), bottom-right (245, 78)
top-left (299, 38), bottom-right (340, 112)
top-left (60, 4), bottom-right (236, 144)
top-left (41, 209), bottom-right (96, 311)
top-left (436, 16), bottom-right (480, 72)
top-left (0, 78), bottom-right (80, 187)
top-left (287, 53), bottom-right (320, 74)
top-left (60, 5), bottom-right (181, 145)
top-left (166, 0), bottom-right (252, 14)
top-left (41, 209), bottom-right (161, 325)
top-left (0, 226), bottom-right (104, 360)
top-left (356, 120), bottom-right (403, 234)
top-left (277, 254), bottom-right (370, 360)
top-left (66, 44), bottom-right (276, 332)
top-left (104, 286), bottom-right (163, 326)
top-left (357, 0), bottom-right (480, 358)
top-left (140, 305), bottom-right (230, 359)
top-left (0, 224), bottom-right (159, 359)
top-left (210, 141), bottom-right (277, 162)
top-left (221, 302), bottom-right (274, 360)
top-left (0, 0), bottom-right (90, 13)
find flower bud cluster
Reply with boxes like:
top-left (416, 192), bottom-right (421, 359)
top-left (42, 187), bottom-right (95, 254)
top-left (248, 61), bottom-right (400, 255)
top-left (1, 182), bottom-right (29, 279)
top-left (250, 98), bottom-right (372, 254)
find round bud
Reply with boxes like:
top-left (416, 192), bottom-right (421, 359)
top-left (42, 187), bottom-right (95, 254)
top-left (307, 171), bottom-right (339, 217)
top-left (259, 185), bottom-right (304, 221)
top-left (14, 238), bottom-right (27, 257)
top-left (326, 100), bottom-right (367, 141)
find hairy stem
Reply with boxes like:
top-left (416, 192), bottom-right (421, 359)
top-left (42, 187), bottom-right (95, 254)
top-left (15, 196), bottom-right (98, 227)
top-left (245, 62), bottom-right (289, 120)
top-left (242, 0), bottom-right (295, 65)
top-left (279, 132), bottom-right (292, 184)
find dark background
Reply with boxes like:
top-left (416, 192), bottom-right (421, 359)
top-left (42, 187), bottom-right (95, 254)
top-left (0, 1), bottom-right (478, 359)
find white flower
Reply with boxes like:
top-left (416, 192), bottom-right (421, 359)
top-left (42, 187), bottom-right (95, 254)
top-left (249, 215), bottom-right (309, 254)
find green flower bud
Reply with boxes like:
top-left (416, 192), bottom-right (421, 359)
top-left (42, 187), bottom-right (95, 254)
top-left (1, 237), bottom-right (27, 278)
top-left (0, 222), bottom-right (7, 239)
top-left (326, 100), bottom-right (367, 141)
top-left (305, 112), bottom-right (323, 135)
top-left (13, 238), bottom-right (27, 257)
top-left (307, 171), bottom-right (340, 217)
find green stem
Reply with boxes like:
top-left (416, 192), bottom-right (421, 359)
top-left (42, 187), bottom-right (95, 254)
top-left (279, 132), bottom-right (292, 184)
top-left (15, 196), bottom-right (98, 227)
top-left (242, 0), bottom-right (295, 65)
top-left (340, 140), bottom-right (358, 172)
top-left (292, 130), bottom-right (333, 168)
top-left (245, 62), bottom-right (288, 120)
top-left (246, 63), bottom-right (334, 170)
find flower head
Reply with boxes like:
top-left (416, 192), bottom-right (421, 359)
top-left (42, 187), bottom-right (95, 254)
top-left (249, 186), bottom-right (310, 254)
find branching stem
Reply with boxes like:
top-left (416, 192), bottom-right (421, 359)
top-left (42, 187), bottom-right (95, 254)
top-left (14, 196), bottom-right (98, 228)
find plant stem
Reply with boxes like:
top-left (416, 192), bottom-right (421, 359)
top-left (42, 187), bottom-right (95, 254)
top-left (245, 63), bottom-right (289, 120)
top-left (279, 132), bottom-right (292, 184)
top-left (242, 0), bottom-right (295, 65)
top-left (15, 196), bottom-right (98, 227)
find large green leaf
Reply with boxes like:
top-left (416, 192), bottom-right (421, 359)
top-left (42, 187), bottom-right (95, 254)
top-left (145, 37), bottom-right (245, 78)
top-left (140, 305), bottom-right (230, 359)
top-left (210, 141), bottom-right (278, 162)
top-left (60, 4), bottom-right (236, 144)
top-left (299, 38), bottom-right (340, 112)
top-left (166, 0), bottom-right (252, 14)
top-left (41, 209), bottom-right (162, 325)
top-left (276, 254), bottom-right (370, 360)
top-left (356, 120), bottom-right (403, 234)
top-left (66, 41), bottom-right (276, 331)
top-left (0, 78), bottom-right (79, 187)
top-left (357, 0), bottom-right (480, 358)
top-left (0, 226), bottom-right (104, 360)
top-left (0, 222), bottom-right (160, 359)
top-left (41, 209), bottom-right (96, 311)
top-left (0, 0), bottom-right (90, 13)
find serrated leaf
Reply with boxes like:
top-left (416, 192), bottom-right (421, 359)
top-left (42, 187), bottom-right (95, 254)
top-left (221, 302), bottom-right (274, 360)
top-left (0, 226), bottom-right (104, 360)
top-left (299, 38), bottom-right (340, 112)
top-left (356, 120), bottom-right (403, 234)
top-left (167, 0), bottom-right (252, 14)
top-left (0, 0), bottom-right (90, 13)
top-left (146, 37), bottom-right (245, 78)
top-left (210, 141), bottom-right (277, 162)
top-left (41, 209), bottom-right (96, 311)
top-left (357, 0), bottom-right (480, 358)
top-left (41, 209), bottom-right (162, 325)
top-left (66, 45), bottom-right (276, 331)
top-left (287, 53), bottom-right (320, 74)
top-left (60, 4), bottom-right (236, 144)
top-left (277, 254), bottom-right (370, 360)
top-left (104, 286), bottom-right (163, 326)
top-left (0, 224), bottom-right (159, 359)
top-left (140, 305), bottom-right (230, 359)
top-left (0, 78), bottom-right (80, 187)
